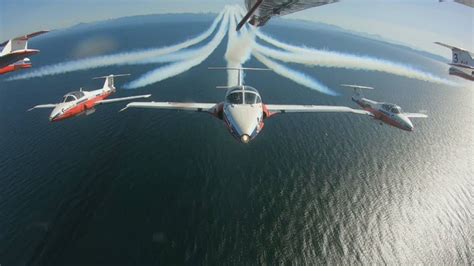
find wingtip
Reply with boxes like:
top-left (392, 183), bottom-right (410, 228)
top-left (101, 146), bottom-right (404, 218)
top-left (119, 106), bottom-right (129, 112)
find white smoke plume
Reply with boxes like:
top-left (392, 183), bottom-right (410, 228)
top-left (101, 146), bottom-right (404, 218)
top-left (224, 7), bottom-right (256, 86)
top-left (224, 7), bottom-right (240, 87)
top-left (253, 51), bottom-right (338, 96)
top-left (124, 9), bottom-right (230, 89)
top-left (7, 9), bottom-right (227, 81)
top-left (256, 32), bottom-right (458, 86)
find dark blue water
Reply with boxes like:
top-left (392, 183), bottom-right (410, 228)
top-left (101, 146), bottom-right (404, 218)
top-left (0, 14), bottom-right (472, 265)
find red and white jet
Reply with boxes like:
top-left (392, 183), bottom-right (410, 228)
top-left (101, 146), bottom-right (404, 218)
top-left (0, 31), bottom-right (48, 75)
top-left (120, 67), bottom-right (369, 144)
top-left (29, 74), bottom-right (151, 122)
top-left (341, 84), bottom-right (428, 132)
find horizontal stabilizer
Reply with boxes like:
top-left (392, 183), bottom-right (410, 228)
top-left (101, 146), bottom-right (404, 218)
top-left (340, 84), bottom-right (375, 90)
top-left (209, 67), bottom-right (270, 86)
top-left (208, 67), bottom-right (270, 71)
top-left (28, 103), bottom-right (57, 111)
top-left (93, 73), bottom-right (131, 89)
top-left (92, 73), bottom-right (131, 80)
top-left (434, 42), bottom-right (469, 52)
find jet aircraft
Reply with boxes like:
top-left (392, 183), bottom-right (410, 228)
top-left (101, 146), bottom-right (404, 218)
top-left (120, 67), bottom-right (369, 144)
top-left (341, 84), bottom-right (428, 132)
top-left (439, 0), bottom-right (474, 8)
top-left (0, 31), bottom-right (49, 75)
top-left (29, 74), bottom-right (151, 122)
top-left (435, 42), bottom-right (474, 81)
top-left (237, 0), bottom-right (338, 31)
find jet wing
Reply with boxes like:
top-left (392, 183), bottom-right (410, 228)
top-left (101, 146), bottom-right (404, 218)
top-left (238, 0), bottom-right (339, 30)
top-left (404, 113), bottom-right (428, 118)
top-left (120, 102), bottom-right (217, 113)
top-left (96, 94), bottom-right (151, 105)
top-left (0, 30), bottom-right (49, 47)
top-left (28, 104), bottom-right (57, 111)
top-left (265, 104), bottom-right (370, 115)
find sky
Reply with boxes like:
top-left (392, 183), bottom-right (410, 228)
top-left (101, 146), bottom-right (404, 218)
top-left (0, 0), bottom-right (472, 58)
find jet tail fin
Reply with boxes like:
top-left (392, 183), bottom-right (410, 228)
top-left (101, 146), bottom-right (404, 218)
top-left (435, 42), bottom-right (473, 66)
top-left (93, 74), bottom-right (131, 90)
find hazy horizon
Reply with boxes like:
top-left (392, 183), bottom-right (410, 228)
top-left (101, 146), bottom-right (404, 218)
top-left (1, 0), bottom-right (472, 59)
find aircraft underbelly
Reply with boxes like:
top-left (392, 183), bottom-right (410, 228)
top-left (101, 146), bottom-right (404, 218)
top-left (247, 0), bottom-right (338, 17)
top-left (449, 66), bottom-right (474, 81)
top-left (0, 51), bottom-right (37, 68)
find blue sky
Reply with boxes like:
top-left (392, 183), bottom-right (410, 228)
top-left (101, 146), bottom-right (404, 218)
top-left (0, 0), bottom-right (472, 58)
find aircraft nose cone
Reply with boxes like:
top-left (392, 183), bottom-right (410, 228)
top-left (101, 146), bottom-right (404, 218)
top-left (49, 115), bottom-right (58, 122)
top-left (49, 107), bottom-right (62, 122)
top-left (226, 105), bottom-right (260, 140)
top-left (240, 134), bottom-right (250, 144)
top-left (401, 116), bottom-right (414, 131)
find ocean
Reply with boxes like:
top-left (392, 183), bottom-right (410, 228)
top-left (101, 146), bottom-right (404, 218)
top-left (0, 13), bottom-right (472, 264)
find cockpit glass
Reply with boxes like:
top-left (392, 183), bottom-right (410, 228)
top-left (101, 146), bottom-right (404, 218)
top-left (244, 92), bottom-right (257, 104)
top-left (227, 92), bottom-right (243, 104)
top-left (63, 95), bottom-right (76, 102)
top-left (391, 107), bottom-right (401, 114)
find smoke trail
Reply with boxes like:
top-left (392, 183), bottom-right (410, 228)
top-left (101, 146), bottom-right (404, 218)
top-left (224, 7), bottom-right (256, 86)
top-left (256, 32), bottom-right (458, 86)
top-left (224, 7), bottom-right (240, 86)
top-left (134, 46), bottom-right (207, 65)
top-left (7, 9), bottom-right (227, 81)
top-left (139, 7), bottom-right (248, 66)
top-left (253, 51), bottom-right (338, 96)
top-left (124, 10), bottom-right (230, 89)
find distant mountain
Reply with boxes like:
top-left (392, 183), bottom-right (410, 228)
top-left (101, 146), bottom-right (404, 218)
top-left (271, 17), bottom-right (448, 64)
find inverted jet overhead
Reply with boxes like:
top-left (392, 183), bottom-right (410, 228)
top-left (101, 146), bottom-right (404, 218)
top-left (237, 0), bottom-right (339, 31)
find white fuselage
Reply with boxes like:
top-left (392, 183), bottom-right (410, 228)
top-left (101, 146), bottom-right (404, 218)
top-left (221, 86), bottom-right (265, 143)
